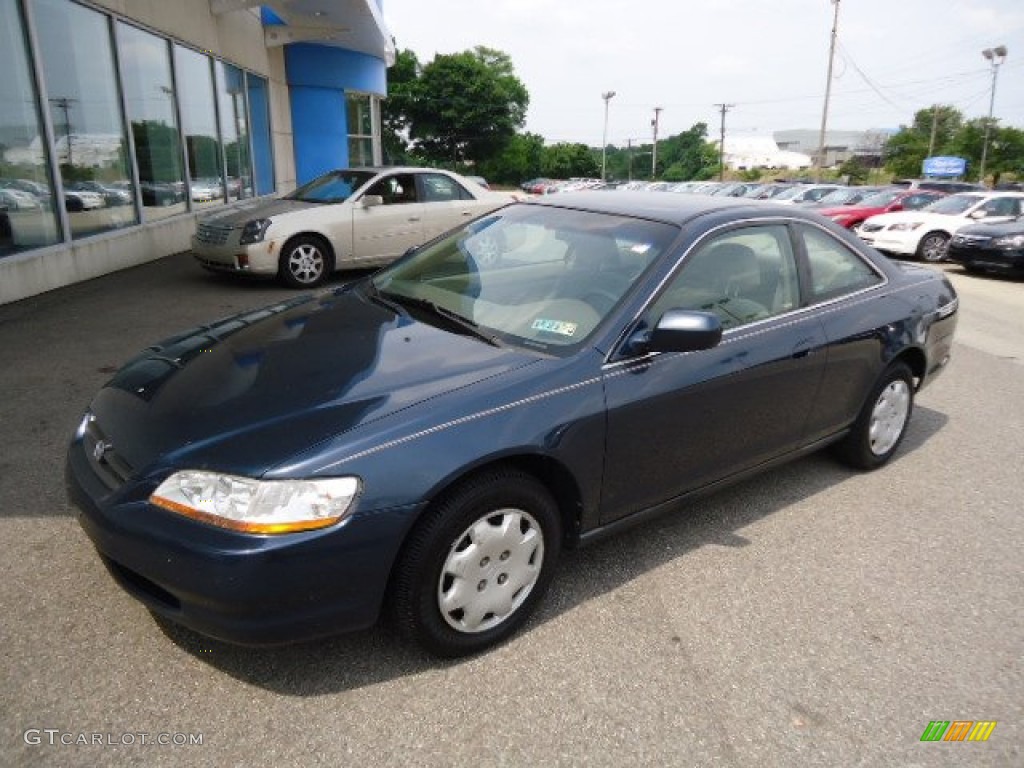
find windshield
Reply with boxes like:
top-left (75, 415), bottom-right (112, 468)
top-left (858, 190), bottom-right (903, 208)
top-left (817, 188), bottom-right (863, 205)
top-left (772, 186), bottom-right (804, 201)
top-left (285, 170), bottom-right (376, 203)
top-left (370, 205), bottom-right (679, 353)
top-left (923, 194), bottom-right (984, 215)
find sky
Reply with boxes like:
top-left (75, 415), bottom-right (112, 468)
top-left (381, 0), bottom-right (1024, 147)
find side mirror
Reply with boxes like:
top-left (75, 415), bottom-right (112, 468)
top-left (625, 310), bottom-right (723, 356)
top-left (969, 209), bottom-right (987, 219)
top-left (361, 194), bottom-right (384, 208)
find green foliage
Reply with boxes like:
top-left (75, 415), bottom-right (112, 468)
top-left (404, 46), bottom-right (528, 168)
top-left (541, 143), bottom-right (599, 179)
top-left (654, 122), bottom-right (719, 180)
top-left (478, 132), bottom-right (545, 185)
top-left (382, 49), bottom-right (420, 164)
top-left (838, 155), bottom-right (869, 185)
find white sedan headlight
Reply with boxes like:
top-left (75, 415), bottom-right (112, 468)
top-left (889, 222), bottom-right (922, 232)
top-left (151, 471), bottom-right (360, 534)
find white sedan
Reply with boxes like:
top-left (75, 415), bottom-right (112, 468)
top-left (192, 167), bottom-right (520, 287)
top-left (857, 191), bottom-right (1024, 262)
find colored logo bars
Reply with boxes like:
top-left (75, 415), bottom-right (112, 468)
top-left (920, 721), bottom-right (997, 742)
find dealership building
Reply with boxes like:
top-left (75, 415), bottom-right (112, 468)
top-left (0, 0), bottom-right (394, 304)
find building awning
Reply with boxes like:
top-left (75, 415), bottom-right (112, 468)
top-left (209, 1), bottom-right (395, 65)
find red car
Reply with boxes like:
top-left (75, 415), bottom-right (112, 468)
top-left (819, 188), bottom-right (946, 229)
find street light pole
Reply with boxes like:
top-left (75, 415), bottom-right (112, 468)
top-left (978, 45), bottom-right (1007, 186)
top-left (601, 91), bottom-right (616, 181)
top-left (814, 0), bottom-right (840, 182)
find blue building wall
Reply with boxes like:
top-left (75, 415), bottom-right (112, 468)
top-left (285, 44), bottom-right (387, 184)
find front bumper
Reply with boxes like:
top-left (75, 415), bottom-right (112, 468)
top-left (948, 244), bottom-right (1024, 273)
top-left (66, 437), bottom-right (418, 645)
top-left (191, 227), bottom-right (280, 277)
top-left (857, 228), bottom-right (920, 256)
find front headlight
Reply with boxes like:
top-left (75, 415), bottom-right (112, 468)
top-left (239, 218), bottom-right (272, 245)
top-left (150, 471), bottom-right (359, 534)
top-left (991, 234), bottom-right (1024, 249)
top-left (890, 222), bottom-right (922, 232)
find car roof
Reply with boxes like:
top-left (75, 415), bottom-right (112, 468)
top-left (526, 190), bottom-right (819, 227)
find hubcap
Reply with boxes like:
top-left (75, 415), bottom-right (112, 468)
top-left (437, 509), bottom-right (544, 634)
top-left (287, 244), bottom-right (324, 284)
top-left (921, 236), bottom-right (947, 262)
top-left (869, 379), bottom-right (910, 456)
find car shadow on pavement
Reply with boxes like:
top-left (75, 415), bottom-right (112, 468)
top-left (155, 405), bottom-right (948, 694)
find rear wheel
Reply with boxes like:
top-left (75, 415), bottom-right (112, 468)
top-left (278, 235), bottom-right (332, 288)
top-left (916, 232), bottom-right (949, 263)
top-left (389, 468), bottom-right (561, 657)
top-left (834, 362), bottom-right (914, 470)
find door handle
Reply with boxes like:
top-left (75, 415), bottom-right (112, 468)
top-left (461, 210), bottom-right (473, 216)
top-left (407, 216), bottom-right (421, 222)
top-left (791, 337), bottom-right (817, 359)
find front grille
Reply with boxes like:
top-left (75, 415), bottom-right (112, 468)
top-left (82, 415), bottom-right (134, 491)
top-left (195, 222), bottom-right (233, 246)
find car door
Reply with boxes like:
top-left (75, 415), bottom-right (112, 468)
top-left (968, 195), bottom-right (1023, 225)
top-left (600, 223), bottom-right (828, 524)
top-left (418, 172), bottom-right (487, 240)
top-left (351, 172), bottom-right (426, 262)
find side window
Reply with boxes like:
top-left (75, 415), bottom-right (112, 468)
top-left (421, 174), bottom-right (471, 202)
top-left (648, 225), bottom-right (799, 331)
top-left (980, 197), bottom-right (1020, 217)
top-left (365, 174), bottom-right (418, 205)
top-left (800, 225), bottom-right (882, 302)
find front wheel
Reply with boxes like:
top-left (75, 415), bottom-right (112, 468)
top-left (278, 235), bottom-right (332, 288)
top-left (916, 232), bottom-right (949, 263)
top-left (834, 362), bottom-right (914, 470)
top-left (389, 468), bottom-right (561, 657)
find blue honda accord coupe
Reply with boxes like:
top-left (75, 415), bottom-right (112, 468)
top-left (66, 192), bottom-right (959, 657)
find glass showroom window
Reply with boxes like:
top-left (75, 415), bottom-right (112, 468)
top-left (117, 21), bottom-right (187, 222)
top-left (173, 44), bottom-right (224, 209)
top-left (246, 73), bottom-right (274, 196)
top-left (33, 0), bottom-right (138, 237)
top-left (216, 61), bottom-right (252, 200)
top-left (347, 93), bottom-right (380, 166)
top-left (0, 0), bottom-right (61, 255)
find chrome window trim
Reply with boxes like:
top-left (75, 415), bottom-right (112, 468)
top-left (602, 215), bottom-right (890, 368)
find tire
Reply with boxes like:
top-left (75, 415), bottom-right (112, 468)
top-left (916, 231), bottom-right (949, 263)
top-left (389, 468), bottom-right (561, 657)
top-left (962, 264), bottom-right (986, 275)
top-left (278, 235), bottom-right (332, 288)
top-left (834, 362), bottom-right (914, 470)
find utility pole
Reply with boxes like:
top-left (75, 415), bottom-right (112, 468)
top-left (715, 103), bottom-right (734, 181)
top-left (49, 97), bottom-right (77, 166)
top-left (601, 91), bottom-right (616, 181)
top-left (979, 45), bottom-right (1008, 185)
top-left (814, 0), bottom-right (840, 182)
top-left (627, 138), bottom-right (634, 181)
top-left (651, 107), bottom-right (662, 179)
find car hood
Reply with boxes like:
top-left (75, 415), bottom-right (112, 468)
top-left (198, 197), bottom-right (327, 227)
top-left (818, 204), bottom-right (882, 218)
top-left (88, 288), bottom-right (541, 478)
top-left (864, 210), bottom-right (959, 226)
top-left (954, 218), bottom-right (1024, 237)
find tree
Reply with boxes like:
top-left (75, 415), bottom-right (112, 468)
top-left (884, 105), bottom-right (964, 178)
top-left (381, 49), bottom-right (421, 165)
top-left (405, 46), bottom-right (528, 168)
top-left (541, 143), bottom-right (599, 179)
top-left (478, 132), bottom-right (545, 185)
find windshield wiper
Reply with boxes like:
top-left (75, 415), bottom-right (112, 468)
top-left (379, 291), bottom-right (502, 347)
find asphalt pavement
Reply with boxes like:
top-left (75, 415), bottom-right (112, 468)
top-left (0, 254), bottom-right (1020, 767)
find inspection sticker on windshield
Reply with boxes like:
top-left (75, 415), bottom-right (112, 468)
top-left (532, 318), bottom-right (578, 337)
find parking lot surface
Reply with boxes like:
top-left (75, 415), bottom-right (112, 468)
top-left (1, 255), bottom-right (1021, 767)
